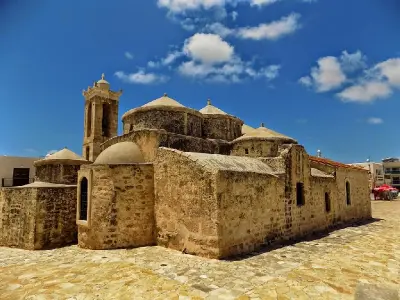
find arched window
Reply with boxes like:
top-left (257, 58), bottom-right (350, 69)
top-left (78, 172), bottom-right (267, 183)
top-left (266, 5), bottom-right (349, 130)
top-left (79, 177), bottom-right (88, 221)
top-left (346, 181), bottom-right (351, 205)
top-left (325, 192), bottom-right (331, 212)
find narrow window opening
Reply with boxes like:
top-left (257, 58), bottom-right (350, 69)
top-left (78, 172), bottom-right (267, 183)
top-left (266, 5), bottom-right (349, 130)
top-left (346, 181), bottom-right (351, 205)
top-left (129, 124), bottom-right (134, 132)
top-left (85, 147), bottom-right (90, 161)
top-left (79, 177), bottom-right (88, 221)
top-left (325, 192), bottom-right (331, 212)
top-left (296, 182), bottom-right (305, 206)
top-left (244, 148), bottom-right (249, 155)
top-left (86, 103), bottom-right (92, 137)
top-left (102, 103), bottom-right (111, 137)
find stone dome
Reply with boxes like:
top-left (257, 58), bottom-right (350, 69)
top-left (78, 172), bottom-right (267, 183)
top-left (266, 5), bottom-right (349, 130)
top-left (142, 93), bottom-right (185, 108)
top-left (34, 148), bottom-right (88, 166)
top-left (234, 123), bottom-right (297, 143)
top-left (199, 99), bottom-right (228, 115)
top-left (242, 124), bottom-right (255, 135)
top-left (94, 142), bottom-right (145, 165)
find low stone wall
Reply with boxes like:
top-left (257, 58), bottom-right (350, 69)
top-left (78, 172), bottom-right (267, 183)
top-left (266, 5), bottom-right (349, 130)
top-left (0, 186), bottom-right (77, 250)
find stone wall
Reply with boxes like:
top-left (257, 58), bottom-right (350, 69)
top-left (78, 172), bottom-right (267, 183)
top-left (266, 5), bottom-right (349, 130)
top-left (0, 186), bottom-right (77, 249)
top-left (100, 130), bottom-right (231, 162)
top-left (231, 140), bottom-right (281, 157)
top-left (202, 115), bottom-right (243, 141)
top-left (154, 148), bottom-right (220, 258)
top-left (77, 164), bottom-right (155, 249)
top-left (122, 108), bottom-right (203, 138)
top-left (216, 170), bottom-right (284, 257)
top-left (35, 164), bottom-right (81, 185)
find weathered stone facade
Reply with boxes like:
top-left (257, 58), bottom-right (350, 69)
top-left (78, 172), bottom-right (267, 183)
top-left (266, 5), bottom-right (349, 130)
top-left (74, 78), bottom-right (371, 259)
top-left (0, 74), bottom-right (372, 259)
top-left (0, 184), bottom-right (77, 249)
top-left (77, 164), bottom-right (155, 249)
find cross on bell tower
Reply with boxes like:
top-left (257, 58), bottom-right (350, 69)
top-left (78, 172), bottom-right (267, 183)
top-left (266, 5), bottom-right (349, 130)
top-left (82, 73), bottom-right (122, 162)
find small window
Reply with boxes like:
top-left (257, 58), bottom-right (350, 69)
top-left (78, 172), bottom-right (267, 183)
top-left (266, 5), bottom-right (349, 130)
top-left (244, 148), bottom-right (249, 155)
top-left (346, 181), bottom-right (351, 205)
top-left (325, 192), bottom-right (331, 212)
top-left (85, 147), bottom-right (90, 161)
top-left (79, 177), bottom-right (88, 221)
top-left (296, 182), bottom-right (305, 206)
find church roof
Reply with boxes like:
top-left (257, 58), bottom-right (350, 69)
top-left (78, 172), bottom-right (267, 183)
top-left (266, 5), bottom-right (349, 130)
top-left (199, 99), bottom-right (228, 115)
top-left (94, 142), bottom-right (145, 165)
top-left (242, 124), bottom-right (255, 135)
top-left (309, 156), bottom-right (368, 171)
top-left (234, 123), bottom-right (297, 143)
top-left (142, 93), bottom-right (185, 108)
top-left (310, 168), bottom-right (334, 178)
top-left (34, 148), bottom-right (88, 166)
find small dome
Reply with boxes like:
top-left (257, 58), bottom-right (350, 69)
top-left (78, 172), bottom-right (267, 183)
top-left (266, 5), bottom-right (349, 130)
top-left (242, 124), bottom-right (255, 135)
top-left (35, 148), bottom-right (88, 166)
top-left (199, 99), bottom-right (228, 115)
top-left (97, 73), bottom-right (109, 85)
top-left (142, 93), bottom-right (185, 108)
top-left (94, 142), bottom-right (145, 165)
top-left (234, 123), bottom-right (297, 143)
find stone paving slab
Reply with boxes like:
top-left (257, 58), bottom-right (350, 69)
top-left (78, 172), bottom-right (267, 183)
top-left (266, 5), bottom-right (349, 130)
top-left (1, 200), bottom-right (400, 300)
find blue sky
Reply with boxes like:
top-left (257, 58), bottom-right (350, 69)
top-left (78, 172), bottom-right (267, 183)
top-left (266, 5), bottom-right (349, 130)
top-left (1, 0), bottom-right (399, 163)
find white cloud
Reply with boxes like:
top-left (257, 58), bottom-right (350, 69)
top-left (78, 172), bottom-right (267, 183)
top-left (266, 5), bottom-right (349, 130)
top-left (237, 13), bottom-right (301, 40)
top-left (303, 56), bottom-right (346, 92)
top-left (337, 81), bottom-right (392, 103)
top-left (183, 33), bottom-right (234, 64)
top-left (178, 35), bottom-right (280, 83)
top-left (374, 58), bottom-right (400, 87)
top-left (157, 0), bottom-right (225, 13)
top-left (367, 117), bottom-right (383, 125)
top-left (114, 70), bottom-right (169, 84)
top-left (124, 52), bottom-right (134, 60)
top-left (204, 22), bottom-right (234, 37)
top-left (250, 0), bottom-right (281, 7)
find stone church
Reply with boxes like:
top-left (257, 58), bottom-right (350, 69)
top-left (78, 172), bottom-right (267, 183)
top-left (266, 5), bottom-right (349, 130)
top-left (0, 74), bottom-right (372, 259)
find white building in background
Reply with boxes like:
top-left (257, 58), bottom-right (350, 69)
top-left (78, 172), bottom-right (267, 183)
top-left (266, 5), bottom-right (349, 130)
top-left (349, 161), bottom-right (385, 189)
top-left (0, 156), bottom-right (40, 187)
top-left (381, 158), bottom-right (400, 189)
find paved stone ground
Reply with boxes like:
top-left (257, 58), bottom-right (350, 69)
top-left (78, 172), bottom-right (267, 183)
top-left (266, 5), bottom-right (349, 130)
top-left (1, 200), bottom-right (399, 300)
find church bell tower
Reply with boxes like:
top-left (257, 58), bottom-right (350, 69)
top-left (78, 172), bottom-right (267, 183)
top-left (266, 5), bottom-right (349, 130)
top-left (82, 73), bottom-right (122, 162)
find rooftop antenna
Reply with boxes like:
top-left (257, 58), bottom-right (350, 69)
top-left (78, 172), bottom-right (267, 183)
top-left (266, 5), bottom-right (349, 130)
top-left (317, 149), bottom-right (322, 158)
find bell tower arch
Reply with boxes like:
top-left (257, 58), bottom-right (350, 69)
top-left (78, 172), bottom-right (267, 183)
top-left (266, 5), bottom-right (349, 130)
top-left (82, 73), bottom-right (122, 162)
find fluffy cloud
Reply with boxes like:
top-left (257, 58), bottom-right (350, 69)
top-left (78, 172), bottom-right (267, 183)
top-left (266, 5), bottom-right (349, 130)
top-left (337, 81), bottom-right (392, 103)
top-left (183, 33), bottom-right (234, 64)
top-left (148, 51), bottom-right (183, 68)
top-left (250, 0), bottom-right (281, 7)
top-left (367, 117), bottom-right (383, 125)
top-left (300, 56), bottom-right (346, 92)
top-left (299, 50), bottom-right (370, 93)
top-left (114, 70), bottom-right (169, 84)
top-left (237, 13), bottom-right (300, 40)
top-left (157, 0), bottom-right (225, 13)
top-left (204, 13), bottom-right (301, 40)
top-left (374, 58), bottom-right (400, 87)
top-left (178, 33), bottom-right (280, 82)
